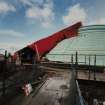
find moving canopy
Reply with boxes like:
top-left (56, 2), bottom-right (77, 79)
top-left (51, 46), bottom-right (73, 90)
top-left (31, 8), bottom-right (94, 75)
top-left (16, 22), bottom-right (82, 63)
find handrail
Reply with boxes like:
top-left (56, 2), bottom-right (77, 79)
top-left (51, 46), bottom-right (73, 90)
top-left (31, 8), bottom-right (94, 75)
top-left (76, 80), bottom-right (85, 105)
top-left (47, 53), bottom-right (105, 67)
top-left (47, 53), bottom-right (105, 56)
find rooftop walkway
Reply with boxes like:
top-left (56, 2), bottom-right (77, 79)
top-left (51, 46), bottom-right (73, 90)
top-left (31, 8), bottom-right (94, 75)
top-left (4, 68), bottom-right (73, 105)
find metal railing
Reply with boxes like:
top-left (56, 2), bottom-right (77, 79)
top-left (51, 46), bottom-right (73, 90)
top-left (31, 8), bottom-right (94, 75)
top-left (47, 53), bottom-right (105, 66)
top-left (68, 52), bottom-right (105, 105)
top-left (47, 52), bottom-right (105, 81)
top-left (76, 80), bottom-right (85, 105)
top-left (0, 61), bottom-right (39, 96)
top-left (70, 59), bottom-right (85, 105)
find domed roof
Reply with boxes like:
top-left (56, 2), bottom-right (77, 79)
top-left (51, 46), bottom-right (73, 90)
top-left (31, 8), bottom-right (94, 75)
top-left (47, 25), bottom-right (105, 65)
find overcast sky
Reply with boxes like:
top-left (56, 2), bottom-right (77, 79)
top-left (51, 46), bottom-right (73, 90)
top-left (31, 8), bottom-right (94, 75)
top-left (0, 0), bottom-right (105, 53)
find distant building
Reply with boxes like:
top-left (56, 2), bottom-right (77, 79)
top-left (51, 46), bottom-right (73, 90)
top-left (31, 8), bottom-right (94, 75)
top-left (0, 54), bottom-right (4, 61)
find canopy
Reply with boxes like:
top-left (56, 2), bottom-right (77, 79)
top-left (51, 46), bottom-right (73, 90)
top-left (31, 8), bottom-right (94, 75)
top-left (28, 22), bottom-right (82, 61)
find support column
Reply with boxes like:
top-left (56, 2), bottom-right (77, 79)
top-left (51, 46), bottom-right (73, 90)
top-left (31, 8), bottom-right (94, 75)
top-left (94, 55), bottom-right (96, 80)
top-left (75, 51), bottom-right (78, 78)
top-left (88, 56), bottom-right (91, 80)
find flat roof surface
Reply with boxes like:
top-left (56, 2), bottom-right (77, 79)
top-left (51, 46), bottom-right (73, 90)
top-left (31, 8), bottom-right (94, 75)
top-left (8, 70), bottom-right (71, 105)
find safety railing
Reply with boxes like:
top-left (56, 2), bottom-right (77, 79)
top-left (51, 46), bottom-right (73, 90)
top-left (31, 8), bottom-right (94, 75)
top-left (47, 52), bottom-right (105, 81)
top-left (47, 53), bottom-right (105, 66)
top-left (76, 80), bottom-right (85, 105)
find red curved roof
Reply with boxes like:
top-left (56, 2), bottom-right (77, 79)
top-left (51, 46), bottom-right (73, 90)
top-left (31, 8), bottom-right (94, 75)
top-left (28, 22), bottom-right (82, 61)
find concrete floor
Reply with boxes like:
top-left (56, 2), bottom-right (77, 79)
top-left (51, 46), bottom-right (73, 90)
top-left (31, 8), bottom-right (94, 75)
top-left (7, 70), bottom-right (71, 105)
top-left (26, 71), bottom-right (71, 105)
